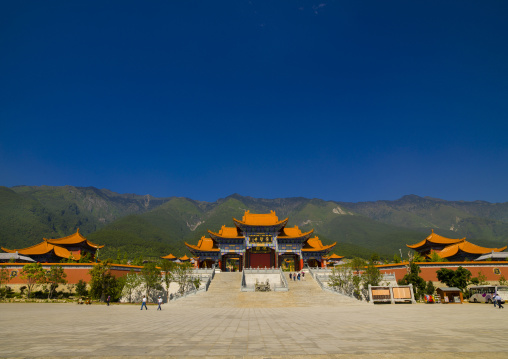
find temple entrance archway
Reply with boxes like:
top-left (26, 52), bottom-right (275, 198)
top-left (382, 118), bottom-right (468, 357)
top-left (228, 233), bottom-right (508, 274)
top-left (221, 254), bottom-right (243, 272)
top-left (200, 259), bottom-right (215, 269)
top-left (246, 247), bottom-right (274, 268)
top-left (279, 253), bottom-right (301, 271)
top-left (307, 258), bottom-right (322, 268)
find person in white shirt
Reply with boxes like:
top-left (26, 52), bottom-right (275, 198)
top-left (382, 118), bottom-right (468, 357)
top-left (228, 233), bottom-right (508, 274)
top-left (140, 295), bottom-right (148, 310)
top-left (495, 294), bottom-right (504, 309)
top-left (157, 296), bottom-right (163, 310)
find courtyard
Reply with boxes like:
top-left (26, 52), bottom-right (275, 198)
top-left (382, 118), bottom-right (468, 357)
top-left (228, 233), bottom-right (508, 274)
top-left (0, 301), bottom-right (506, 358)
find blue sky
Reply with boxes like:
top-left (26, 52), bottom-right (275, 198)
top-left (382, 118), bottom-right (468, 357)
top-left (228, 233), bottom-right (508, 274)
top-left (1, 1), bottom-right (507, 203)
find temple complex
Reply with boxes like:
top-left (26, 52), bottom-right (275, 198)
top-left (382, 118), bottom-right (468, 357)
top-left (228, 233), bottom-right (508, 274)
top-left (407, 229), bottom-right (506, 261)
top-left (1, 229), bottom-right (103, 263)
top-left (185, 210), bottom-right (335, 271)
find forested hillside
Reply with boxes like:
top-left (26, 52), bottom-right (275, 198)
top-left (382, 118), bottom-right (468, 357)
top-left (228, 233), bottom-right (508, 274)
top-left (1, 186), bottom-right (507, 260)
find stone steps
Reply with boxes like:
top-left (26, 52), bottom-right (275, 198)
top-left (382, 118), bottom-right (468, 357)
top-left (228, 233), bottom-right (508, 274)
top-left (173, 271), bottom-right (364, 308)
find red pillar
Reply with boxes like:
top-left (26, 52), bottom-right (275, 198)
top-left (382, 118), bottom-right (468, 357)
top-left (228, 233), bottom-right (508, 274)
top-left (300, 258), bottom-right (304, 270)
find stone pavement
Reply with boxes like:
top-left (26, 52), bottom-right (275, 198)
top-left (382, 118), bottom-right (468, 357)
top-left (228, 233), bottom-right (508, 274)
top-left (1, 273), bottom-right (507, 358)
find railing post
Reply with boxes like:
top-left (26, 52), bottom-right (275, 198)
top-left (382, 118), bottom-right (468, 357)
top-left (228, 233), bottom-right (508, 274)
top-left (389, 284), bottom-right (395, 304)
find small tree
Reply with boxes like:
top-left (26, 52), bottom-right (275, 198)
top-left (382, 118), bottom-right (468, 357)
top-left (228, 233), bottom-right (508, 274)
top-left (424, 280), bottom-right (435, 295)
top-left (46, 265), bottom-right (67, 299)
top-left (173, 262), bottom-right (195, 295)
top-left (436, 266), bottom-right (472, 292)
top-left (0, 267), bottom-right (11, 297)
top-left (499, 275), bottom-right (507, 286)
top-left (79, 252), bottom-right (92, 263)
top-left (350, 257), bottom-right (366, 275)
top-left (159, 260), bottom-right (175, 301)
top-left (89, 261), bottom-right (117, 301)
top-left (328, 263), bottom-right (362, 300)
top-left (123, 271), bottom-right (141, 303)
top-left (412, 252), bottom-right (425, 263)
top-left (361, 264), bottom-right (382, 300)
top-left (428, 252), bottom-right (447, 262)
top-left (140, 262), bottom-right (162, 300)
top-left (20, 263), bottom-right (46, 298)
top-left (75, 279), bottom-right (88, 297)
top-left (0, 267), bottom-right (10, 288)
top-left (471, 271), bottom-right (488, 286)
top-left (393, 254), bottom-right (401, 263)
top-left (398, 261), bottom-right (426, 300)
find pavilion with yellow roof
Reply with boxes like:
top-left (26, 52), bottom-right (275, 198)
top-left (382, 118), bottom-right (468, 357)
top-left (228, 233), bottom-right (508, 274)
top-left (185, 210), bottom-right (335, 271)
top-left (407, 229), bottom-right (506, 261)
top-left (1, 229), bottom-right (104, 263)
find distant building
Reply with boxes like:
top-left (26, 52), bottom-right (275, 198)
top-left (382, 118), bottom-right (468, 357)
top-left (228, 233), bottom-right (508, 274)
top-left (185, 210), bottom-right (336, 271)
top-left (406, 229), bottom-right (506, 261)
top-left (160, 253), bottom-right (177, 261)
top-left (1, 229), bottom-right (103, 263)
top-left (324, 253), bottom-right (345, 266)
top-left (0, 252), bottom-right (35, 263)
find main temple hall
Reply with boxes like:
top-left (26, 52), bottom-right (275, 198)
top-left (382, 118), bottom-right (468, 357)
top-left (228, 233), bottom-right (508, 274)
top-left (185, 210), bottom-right (335, 271)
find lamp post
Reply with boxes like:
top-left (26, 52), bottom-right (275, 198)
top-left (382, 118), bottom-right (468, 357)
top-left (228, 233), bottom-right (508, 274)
top-left (399, 249), bottom-right (403, 262)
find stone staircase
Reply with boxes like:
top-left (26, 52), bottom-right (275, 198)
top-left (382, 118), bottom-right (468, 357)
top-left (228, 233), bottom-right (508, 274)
top-left (173, 272), bottom-right (364, 308)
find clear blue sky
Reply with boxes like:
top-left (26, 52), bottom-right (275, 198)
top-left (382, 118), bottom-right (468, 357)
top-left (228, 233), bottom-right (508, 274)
top-left (1, 1), bottom-right (507, 203)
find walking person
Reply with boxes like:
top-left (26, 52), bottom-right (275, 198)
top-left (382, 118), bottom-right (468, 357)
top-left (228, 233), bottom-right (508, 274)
top-left (140, 295), bottom-right (148, 310)
top-left (493, 293), bottom-right (497, 308)
top-left (157, 296), bottom-right (163, 311)
top-left (495, 293), bottom-right (504, 309)
top-left (297, 273), bottom-right (301, 281)
top-left (106, 295), bottom-right (111, 306)
top-left (301, 271), bottom-right (305, 280)
top-left (293, 273), bottom-right (296, 281)
top-left (289, 273), bottom-right (292, 280)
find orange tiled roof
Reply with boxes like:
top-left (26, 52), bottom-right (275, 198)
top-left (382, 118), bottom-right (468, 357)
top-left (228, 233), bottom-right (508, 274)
top-left (1, 242), bottom-right (80, 260)
top-left (302, 237), bottom-right (336, 252)
top-left (326, 253), bottom-right (345, 259)
top-left (160, 253), bottom-right (177, 260)
top-left (279, 226), bottom-right (314, 238)
top-left (233, 210), bottom-right (288, 226)
top-left (208, 226), bottom-right (243, 238)
top-left (179, 255), bottom-right (191, 261)
top-left (437, 241), bottom-right (507, 258)
top-left (45, 229), bottom-right (104, 249)
top-left (406, 229), bottom-right (465, 249)
top-left (185, 236), bottom-right (220, 252)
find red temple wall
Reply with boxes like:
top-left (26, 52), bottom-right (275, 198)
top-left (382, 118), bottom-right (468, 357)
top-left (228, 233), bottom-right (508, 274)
top-left (377, 262), bottom-right (508, 283)
top-left (0, 263), bottom-right (142, 285)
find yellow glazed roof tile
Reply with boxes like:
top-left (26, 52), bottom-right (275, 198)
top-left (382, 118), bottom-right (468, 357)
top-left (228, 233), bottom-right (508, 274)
top-left (407, 229), bottom-right (465, 249)
top-left (233, 210), bottom-right (288, 226)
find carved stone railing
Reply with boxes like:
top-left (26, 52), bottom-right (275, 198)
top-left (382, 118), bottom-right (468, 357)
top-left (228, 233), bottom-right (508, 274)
top-left (306, 265), bottom-right (361, 302)
top-left (170, 265), bottom-right (215, 301)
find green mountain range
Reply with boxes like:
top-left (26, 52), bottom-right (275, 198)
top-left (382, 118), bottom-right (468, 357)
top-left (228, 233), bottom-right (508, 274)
top-left (1, 186), bottom-right (507, 260)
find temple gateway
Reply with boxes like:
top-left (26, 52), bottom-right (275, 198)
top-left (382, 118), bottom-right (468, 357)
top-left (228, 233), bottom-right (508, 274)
top-left (185, 210), bottom-right (335, 271)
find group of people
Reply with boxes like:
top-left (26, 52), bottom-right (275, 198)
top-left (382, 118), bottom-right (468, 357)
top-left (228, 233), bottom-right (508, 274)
top-left (140, 295), bottom-right (164, 310)
top-left (289, 271), bottom-right (305, 281)
top-left (493, 293), bottom-right (504, 309)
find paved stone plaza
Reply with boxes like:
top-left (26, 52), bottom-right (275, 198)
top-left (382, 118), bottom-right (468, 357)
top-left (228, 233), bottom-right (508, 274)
top-left (1, 273), bottom-right (507, 358)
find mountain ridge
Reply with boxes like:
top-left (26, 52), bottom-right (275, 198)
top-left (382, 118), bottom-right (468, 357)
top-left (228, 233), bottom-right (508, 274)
top-left (1, 185), bottom-right (507, 259)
